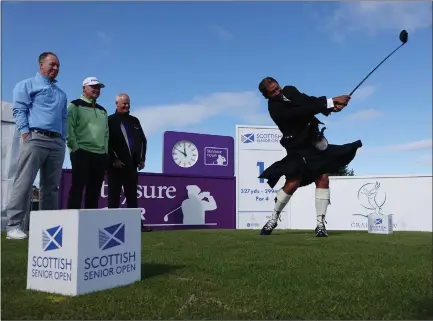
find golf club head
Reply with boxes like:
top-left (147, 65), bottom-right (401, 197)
top-left (400, 30), bottom-right (408, 44)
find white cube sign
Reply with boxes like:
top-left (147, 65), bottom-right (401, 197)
top-left (367, 214), bottom-right (393, 235)
top-left (27, 208), bottom-right (142, 296)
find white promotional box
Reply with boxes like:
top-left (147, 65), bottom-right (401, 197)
top-left (367, 214), bottom-right (393, 235)
top-left (27, 208), bottom-right (142, 296)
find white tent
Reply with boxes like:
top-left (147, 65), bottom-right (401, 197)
top-left (1, 101), bottom-right (21, 231)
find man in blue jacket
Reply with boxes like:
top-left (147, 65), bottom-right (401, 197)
top-left (5, 52), bottom-right (67, 240)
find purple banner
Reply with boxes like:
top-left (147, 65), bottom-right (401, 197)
top-left (59, 170), bottom-right (236, 230)
top-left (162, 131), bottom-right (234, 177)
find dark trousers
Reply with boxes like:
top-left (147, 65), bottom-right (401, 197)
top-left (107, 165), bottom-right (138, 208)
top-left (67, 149), bottom-right (108, 209)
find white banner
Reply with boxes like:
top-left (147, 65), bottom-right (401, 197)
top-left (235, 125), bottom-right (432, 232)
top-left (235, 125), bottom-right (289, 229)
top-left (290, 175), bottom-right (432, 232)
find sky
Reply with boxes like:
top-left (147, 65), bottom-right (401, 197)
top-left (1, 1), bottom-right (432, 183)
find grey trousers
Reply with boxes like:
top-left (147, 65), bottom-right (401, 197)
top-left (6, 131), bottom-right (65, 231)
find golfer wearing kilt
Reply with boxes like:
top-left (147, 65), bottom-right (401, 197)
top-left (257, 77), bottom-right (362, 237)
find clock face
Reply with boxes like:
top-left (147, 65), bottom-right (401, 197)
top-left (171, 140), bottom-right (198, 168)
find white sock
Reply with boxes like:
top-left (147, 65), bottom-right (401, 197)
top-left (315, 188), bottom-right (330, 226)
top-left (271, 189), bottom-right (292, 222)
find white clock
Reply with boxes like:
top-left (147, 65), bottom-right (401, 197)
top-left (171, 140), bottom-right (198, 168)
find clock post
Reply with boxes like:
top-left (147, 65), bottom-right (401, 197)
top-left (163, 131), bottom-right (234, 177)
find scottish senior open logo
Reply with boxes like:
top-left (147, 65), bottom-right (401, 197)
top-left (30, 225), bottom-right (72, 282)
top-left (98, 223), bottom-right (125, 251)
top-left (241, 133), bottom-right (254, 143)
top-left (241, 132), bottom-right (282, 144)
top-left (83, 222), bottom-right (136, 281)
top-left (42, 225), bottom-right (63, 251)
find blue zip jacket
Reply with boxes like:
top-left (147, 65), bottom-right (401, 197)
top-left (12, 72), bottom-right (68, 139)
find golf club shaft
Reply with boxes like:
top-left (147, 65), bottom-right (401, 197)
top-left (350, 42), bottom-right (406, 96)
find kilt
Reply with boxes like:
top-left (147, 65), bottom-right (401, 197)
top-left (258, 138), bottom-right (363, 188)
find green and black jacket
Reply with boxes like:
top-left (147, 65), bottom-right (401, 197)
top-left (66, 95), bottom-right (109, 154)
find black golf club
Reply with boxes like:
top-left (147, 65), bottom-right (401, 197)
top-left (349, 29), bottom-right (409, 96)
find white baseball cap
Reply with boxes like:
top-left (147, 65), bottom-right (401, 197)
top-left (82, 77), bottom-right (105, 88)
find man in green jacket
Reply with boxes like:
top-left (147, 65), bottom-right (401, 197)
top-left (66, 77), bottom-right (109, 209)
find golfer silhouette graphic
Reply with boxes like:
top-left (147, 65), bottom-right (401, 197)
top-left (163, 185), bottom-right (217, 225)
top-left (213, 154), bottom-right (227, 166)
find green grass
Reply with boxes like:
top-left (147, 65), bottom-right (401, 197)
top-left (1, 230), bottom-right (432, 320)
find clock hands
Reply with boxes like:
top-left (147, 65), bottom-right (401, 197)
top-left (172, 141), bottom-right (197, 168)
top-left (175, 147), bottom-right (187, 157)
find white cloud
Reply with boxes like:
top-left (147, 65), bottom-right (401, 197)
top-left (344, 109), bottom-right (383, 121)
top-left (242, 113), bottom-right (270, 125)
top-left (210, 24), bottom-right (234, 41)
top-left (351, 85), bottom-right (376, 101)
top-left (415, 155), bottom-right (433, 164)
top-left (321, 107), bottom-right (383, 126)
top-left (132, 91), bottom-right (266, 136)
top-left (381, 139), bottom-right (433, 152)
top-left (326, 1), bottom-right (432, 41)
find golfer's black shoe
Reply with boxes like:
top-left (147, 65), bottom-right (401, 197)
top-left (261, 197), bottom-right (280, 235)
top-left (260, 220), bottom-right (278, 235)
top-left (315, 223), bottom-right (328, 237)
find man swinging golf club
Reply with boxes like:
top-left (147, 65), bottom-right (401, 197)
top-left (257, 77), bottom-right (363, 237)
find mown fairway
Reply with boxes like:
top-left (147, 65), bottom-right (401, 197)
top-left (1, 229), bottom-right (432, 319)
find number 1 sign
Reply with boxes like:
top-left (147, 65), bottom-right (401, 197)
top-left (235, 125), bottom-right (290, 230)
top-left (257, 161), bottom-right (265, 183)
